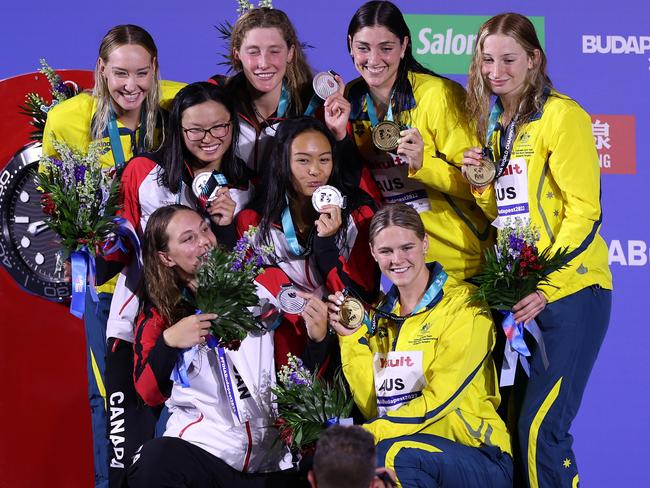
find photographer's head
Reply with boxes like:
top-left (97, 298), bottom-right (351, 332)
top-left (309, 425), bottom-right (376, 488)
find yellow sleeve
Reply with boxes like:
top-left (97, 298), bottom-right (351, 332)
top-left (537, 105), bottom-right (602, 299)
top-left (363, 304), bottom-right (495, 443)
top-left (409, 81), bottom-right (479, 202)
top-left (159, 80), bottom-right (186, 111)
top-left (339, 326), bottom-right (379, 420)
top-left (471, 184), bottom-right (498, 222)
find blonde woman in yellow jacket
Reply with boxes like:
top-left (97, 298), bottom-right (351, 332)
top-left (328, 203), bottom-right (513, 488)
top-left (41, 25), bottom-right (183, 488)
top-left (463, 13), bottom-right (612, 488)
top-left (345, 1), bottom-right (493, 281)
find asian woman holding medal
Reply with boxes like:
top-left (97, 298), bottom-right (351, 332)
top-left (327, 203), bottom-right (513, 488)
top-left (41, 24), bottom-right (183, 488)
top-left (236, 116), bottom-right (379, 372)
top-left (97, 81), bottom-right (250, 484)
top-left (462, 13), bottom-right (612, 488)
top-left (126, 205), bottom-right (302, 488)
top-left (344, 0), bottom-right (493, 282)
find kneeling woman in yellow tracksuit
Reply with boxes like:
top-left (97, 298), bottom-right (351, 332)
top-left (327, 203), bottom-right (512, 488)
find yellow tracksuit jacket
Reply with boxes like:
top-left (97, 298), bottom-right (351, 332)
top-left (474, 91), bottom-right (612, 302)
top-left (339, 270), bottom-right (511, 456)
top-left (347, 72), bottom-right (493, 280)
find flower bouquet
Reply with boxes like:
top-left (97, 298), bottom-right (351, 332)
top-left (34, 139), bottom-right (119, 317)
top-left (19, 59), bottom-right (81, 141)
top-left (189, 226), bottom-right (273, 350)
top-left (273, 354), bottom-right (355, 455)
top-left (471, 217), bottom-right (570, 385)
top-left (471, 218), bottom-right (569, 309)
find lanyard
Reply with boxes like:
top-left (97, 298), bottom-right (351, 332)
top-left (276, 83), bottom-right (289, 118)
top-left (280, 204), bottom-right (313, 257)
top-left (365, 92), bottom-right (395, 127)
top-left (367, 267), bottom-right (447, 347)
top-left (486, 99), bottom-right (519, 179)
top-left (107, 106), bottom-right (147, 171)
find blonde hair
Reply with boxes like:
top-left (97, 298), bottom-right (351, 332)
top-left (466, 13), bottom-right (552, 142)
top-left (230, 7), bottom-right (313, 114)
top-left (369, 203), bottom-right (425, 245)
top-left (92, 24), bottom-right (161, 150)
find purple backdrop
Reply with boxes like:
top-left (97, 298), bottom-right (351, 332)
top-left (2, 1), bottom-right (648, 485)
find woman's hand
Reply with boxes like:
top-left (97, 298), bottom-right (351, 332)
top-left (512, 290), bottom-right (547, 324)
top-left (207, 187), bottom-right (236, 226)
top-left (461, 146), bottom-right (492, 191)
top-left (327, 291), bottom-right (361, 336)
top-left (297, 291), bottom-right (329, 343)
top-left (162, 313), bottom-right (217, 349)
top-left (396, 128), bottom-right (424, 172)
top-left (323, 74), bottom-right (351, 141)
top-left (314, 205), bottom-right (343, 238)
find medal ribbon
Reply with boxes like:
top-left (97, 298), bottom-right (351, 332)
top-left (486, 100), bottom-right (519, 179)
top-left (499, 312), bottom-right (549, 387)
top-left (280, 203), bottom-right (313, 257)
top-left (107, 105), bottom-right (147, 171)
top-left (69, 246), bottom-right (98, 318)
top-left (276, 83), bottom-right (289, 118)
top-left (366, 92), bottom-right (395, 127)
top-left (364, 266), bottom-right (448, 337)
top-left (216, 346), bottom-right (242, 422)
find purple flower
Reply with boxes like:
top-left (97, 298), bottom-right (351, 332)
top-left (289, 371), bottom-right (309, 386)
top-left (74, 165), bottom-right (86, 183)
top-left (231, 257), bottom-right (243, 272)
top-left (52, 158), bottom-right (63, 169)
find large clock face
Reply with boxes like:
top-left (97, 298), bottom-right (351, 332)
top-left (0, 143), bottom-right (70, 301)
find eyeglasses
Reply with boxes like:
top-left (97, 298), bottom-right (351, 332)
top-left (182, 122), bottom-right (232, 141)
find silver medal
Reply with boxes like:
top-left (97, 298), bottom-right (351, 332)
top-left (311, 185), bottom-right (344, 211)
top-left (192, 172), bottom-right (220, 201)
top-left (277, 286), bottom-right (307, 314)
top-left (312, 71), bottom-right (339, 100)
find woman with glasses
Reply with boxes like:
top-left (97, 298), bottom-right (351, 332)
top-left (100, 81), bottom-right (250, 484)
top-left (236, 116), bottom-right (379, 372)
top-left (328, 203), bottom-right (512, 488)
top-left (41, 24), bottom-right (183, 488)
top-left (344, 1), bottom-right (493, 281)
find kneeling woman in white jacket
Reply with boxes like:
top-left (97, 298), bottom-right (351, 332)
top-left (126, 204), bottom-right (304, 487)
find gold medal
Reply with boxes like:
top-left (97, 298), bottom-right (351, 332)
top-left (465, 156), bottom-right (497, 187)
top-left (339, 297), bottom-right (365, 329)
top-left (371, 121), bottom-right (401, 151)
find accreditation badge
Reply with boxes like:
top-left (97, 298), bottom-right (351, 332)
top-left (494, 157), bottom-right (530, 228)
top-left (373, 350), bottom-right (425, 416)
top-left (369, 154), bottom-right (431, 213)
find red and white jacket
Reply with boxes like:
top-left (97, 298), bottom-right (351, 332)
top-left (236, 204), bottom-right (379, 304)
top-left (107, 155), bottom-right (252, 343)
top-left (133, 268), bottom-right (295, 473)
